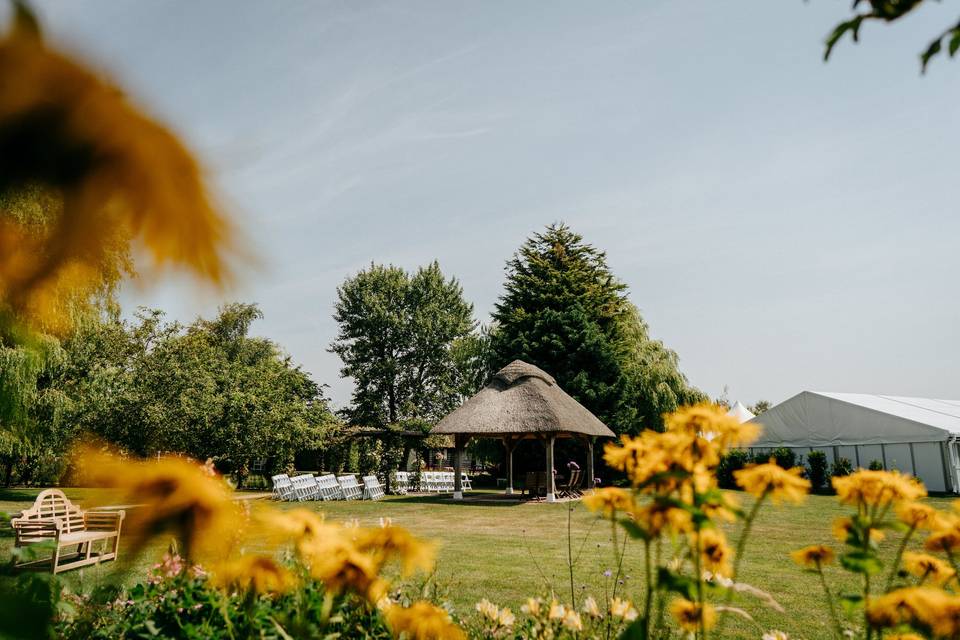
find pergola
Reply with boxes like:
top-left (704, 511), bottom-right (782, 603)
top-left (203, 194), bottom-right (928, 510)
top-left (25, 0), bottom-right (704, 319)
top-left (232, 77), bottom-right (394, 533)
top-left (431, 360), bottom-right (616, 502)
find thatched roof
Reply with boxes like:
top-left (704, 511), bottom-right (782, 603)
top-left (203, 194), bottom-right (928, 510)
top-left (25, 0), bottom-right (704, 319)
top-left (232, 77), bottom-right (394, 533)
top-left (431, 360), bottom-right (616, 438)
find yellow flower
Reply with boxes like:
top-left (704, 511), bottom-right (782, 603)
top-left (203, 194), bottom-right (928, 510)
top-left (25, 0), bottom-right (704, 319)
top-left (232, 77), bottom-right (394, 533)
top-left (609, 597), bottom-right (638, 621)
top-left (634, 501), bottom-right (693, 536)
top-left (897, 501), bottom-right (939, 530)
top-left (885, 635), bottom-right (925, 640)
top-left (903, 552), bottom-right (956, 586)
top-left (562, 609), bottom-right (583, 631)
top-left (866, 587), bottom-right (960, 637)
top-left (925, 513), bottom-right (960, 553)
top-left (384, 601), bottom-right (466, 640)
top-left (210, 555), bottom-right (296, 594)
top-left (734, 461), bottom-right (810, 504)
top-left (665, 403), bottom-right (761, 451)
top-left (521, 598), bottom-right (542, 617)
top-left (475, 599), bottom-right (499, 622)
top-left (695, 528), bottom-right (733, 577)
top-left (74, 445), bottom-right (240, 561)
top-left (669, 598), bottom-right (716, 632)
top-left (353, 524), bottom-right (436, 576)
top-left (762, 631), bottom-right (789, 640)
top-left (0, 21), bottom-right (235, 330)
top-left (548, 600), bottom-right (566, 620)
top-left (297, 531), bottom-right (387, 602)
top-left (790, 545), bottom-right (835, 569)
top-left (582, 596), bottom-right (601, 618)
top-left (498, 608), bottom-right (515, 628)
top-left (582, 487), bottom-right (635, 518)
top-left (833, 470), bottom-right (926, 508)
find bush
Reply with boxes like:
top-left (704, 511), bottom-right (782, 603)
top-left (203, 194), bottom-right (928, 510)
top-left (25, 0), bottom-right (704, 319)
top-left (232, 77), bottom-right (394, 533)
top-left (807, 450), bottom-right (828, 491)
top-left (717, 450), bottom-right (750, 488)
top-left (58, 554), bottom-right (396, 639)
top-left (868, 459), bottom-right (884, 471)
top-left (831, 457), bottom-right (853, 478)
top-left (771, 447), bottom-right (797, 469)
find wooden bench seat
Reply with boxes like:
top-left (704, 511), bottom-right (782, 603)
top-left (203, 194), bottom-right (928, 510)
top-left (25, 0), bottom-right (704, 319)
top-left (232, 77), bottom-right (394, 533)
top-left (11, 489), bottom-right (125, 574)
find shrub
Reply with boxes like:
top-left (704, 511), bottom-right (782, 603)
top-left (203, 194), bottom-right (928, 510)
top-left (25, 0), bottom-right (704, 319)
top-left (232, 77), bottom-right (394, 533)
top-left (717, 450), bottom-right (750, 488)
top-left (830, 457), bottom-right (853, 478)
top-left (771, 447), bottom-right (797, 469)
top-left (807, 450), bottom-right (828, 491)
top-left (868, 459), bottom-right (884, 471)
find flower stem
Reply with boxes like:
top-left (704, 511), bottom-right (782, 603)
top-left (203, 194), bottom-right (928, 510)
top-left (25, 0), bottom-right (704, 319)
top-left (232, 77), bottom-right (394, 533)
top-left (816, 562), bottom-right (845, 640)
top-left (643, 539), bottom-right (652, 640)
top-left (883, 524), bottom-right (916, 593)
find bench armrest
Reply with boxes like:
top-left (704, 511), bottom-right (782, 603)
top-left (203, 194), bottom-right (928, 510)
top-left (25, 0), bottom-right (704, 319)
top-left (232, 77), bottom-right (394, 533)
top-left (83, 510), bottom-right (125, 531)
top-left (10, 516), bottom-right (63, 541)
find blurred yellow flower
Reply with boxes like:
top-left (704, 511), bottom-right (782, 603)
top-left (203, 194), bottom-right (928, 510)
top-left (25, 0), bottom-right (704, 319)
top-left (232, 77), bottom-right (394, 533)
top-left (562, 609), bottom-right (583, 631)
top-left (582, 487), bottom-right (635, 518)
top-left (734, 461), bottom-right (810, 504)
top-left (582, 596), bottom-right (601, 618)
top-left (0, 21), bottom-right (236, 330)
top-left (521, 598), bottom-right (542, 617)
top-left (353, 524), bottom-right (436, 576)
top-left (210, 555), bottom-right (297, 594)
top-left (75, 445), bottom-right (239, 561)
top-left (475, 598), bottom-right (499, 622)
top-left (297, 532), bottom-right (387, 602)
top-left (867, 587), bottom-right (960, 637)
top-left (833, 470), bottom-right (926, 508)
top-left (609, 597), bottom-right (638, 621)
top-left (925, 513), bottom-right (960, 553)
top-left (497, 608), bottom-right (515, 628)
top-left (384, 601), bottom-right (466, 640)
top-left (897, 501), bottom-right (939, 530)
top-left (548, 600), bottom-right (566, 620)
top-left (790, 545), bottom-right (835, 568)
top-left (669, 598), bottom-right (716, 632)
top-left (695, 527), bottom-right (733, 577)
top-left (902, 552), bottom-right (956, 586)
top-left (665, 403), bottom-right (761, 451)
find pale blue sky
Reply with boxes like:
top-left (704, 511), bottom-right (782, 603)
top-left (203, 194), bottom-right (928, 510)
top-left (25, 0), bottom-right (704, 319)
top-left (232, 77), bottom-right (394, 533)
top-left (26, 1), bottom-right (960, 409)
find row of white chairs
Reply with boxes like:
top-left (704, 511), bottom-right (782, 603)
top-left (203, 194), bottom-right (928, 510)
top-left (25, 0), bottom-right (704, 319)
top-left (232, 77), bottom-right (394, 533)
top-left (271, 473), bottom-right (384, 502)
top-left (419, 471), bottom-right (472, 493)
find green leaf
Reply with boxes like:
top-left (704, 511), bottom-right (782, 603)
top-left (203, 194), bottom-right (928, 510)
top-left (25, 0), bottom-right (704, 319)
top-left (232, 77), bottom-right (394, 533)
top-left (841, 550), bottom-right (883, 575)
top-left (839, 593), bottom-right (864, 615)
top-left (825, 15), bottom-right (866, 61)
top-left (618, 617), bottom-right (647, 640)
top-left (619, 518), bottom-right (650, 541)
top-left (657, 568), bottom-right (697, 600)
top-left (921, 38), bottom-right (942, 74)
top-left (948, 30), bottom-right (960, 57)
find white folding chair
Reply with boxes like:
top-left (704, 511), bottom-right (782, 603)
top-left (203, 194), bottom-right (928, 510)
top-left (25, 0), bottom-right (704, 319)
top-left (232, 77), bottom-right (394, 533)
top-left (393, 471), bottom-right (409, 495)
top-left (363, 476), bottom-right (386, 500)
top-left (317, 474), bottom-right (344, 500)
top-left (271, 474), bottom-right (293, 500)
top-left (337, 475), bottom-right (363, 500)
top-left (460, 472), bottom-right (472, 491)
top-left (443, 472), bottom-right (454, 493)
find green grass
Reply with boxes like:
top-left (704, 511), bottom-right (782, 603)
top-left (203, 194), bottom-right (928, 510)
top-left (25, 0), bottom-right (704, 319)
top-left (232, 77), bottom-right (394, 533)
top-left (1, 488), bottom-right (954, 638)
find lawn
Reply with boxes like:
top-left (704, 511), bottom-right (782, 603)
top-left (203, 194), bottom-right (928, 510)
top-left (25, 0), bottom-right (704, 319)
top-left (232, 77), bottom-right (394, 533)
top-left (2, 488), bottom-right (954, 638)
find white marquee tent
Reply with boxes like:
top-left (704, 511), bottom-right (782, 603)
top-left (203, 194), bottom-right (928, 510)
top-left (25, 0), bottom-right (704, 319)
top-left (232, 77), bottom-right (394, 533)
top-left (727, 401), bottom-right (755, 424)
top-left (747, 391), bottom-right (960, 493)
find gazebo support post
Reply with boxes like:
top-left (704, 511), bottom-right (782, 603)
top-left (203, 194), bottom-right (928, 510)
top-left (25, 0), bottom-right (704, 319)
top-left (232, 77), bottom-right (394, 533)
top-left (545, 434), bottom-right (556, 502)
top-left (586, 436), bottom-right (595, 489)
top-left (453, 434), bottom-right (467, 500)
top-left (503, 437), bottom-right (517, 495)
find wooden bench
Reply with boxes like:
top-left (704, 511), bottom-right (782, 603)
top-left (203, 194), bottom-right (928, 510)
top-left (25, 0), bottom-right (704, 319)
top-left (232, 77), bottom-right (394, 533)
top-left (10, 489), bottom-right (125, 574)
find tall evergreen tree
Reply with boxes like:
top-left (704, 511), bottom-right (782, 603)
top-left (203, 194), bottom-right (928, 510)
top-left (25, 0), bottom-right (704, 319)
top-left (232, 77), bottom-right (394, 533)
top-left (491, 223), bottom-right (702, 434)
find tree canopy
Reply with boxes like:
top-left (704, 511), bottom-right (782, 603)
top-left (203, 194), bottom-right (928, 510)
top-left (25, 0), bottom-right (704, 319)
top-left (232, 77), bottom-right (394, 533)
top-left (491, 224), bottom-right (702, 434)
top-left (331, 261), bottom-right (476, 429)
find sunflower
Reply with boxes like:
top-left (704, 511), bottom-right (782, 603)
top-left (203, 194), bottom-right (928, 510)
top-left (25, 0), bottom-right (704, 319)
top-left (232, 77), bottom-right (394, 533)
top-left (734, 461), bottom-right (810, 504)
top-left (210, 555), bottom-right (297, 594)
top-left (902, 552), bottom-right (956, 586)
top-left (0, 16), bottom-right (234, 330)
top-left (384, 601), bottom-right (466, 640)
top-left (669, 598), bottom-right (716, 632)
top-left (582, 487), bottom-right (636, 518)
top-left (790, 545), bottom-right (835, 569)
top-left (833, 470), bottom-right (926, 508)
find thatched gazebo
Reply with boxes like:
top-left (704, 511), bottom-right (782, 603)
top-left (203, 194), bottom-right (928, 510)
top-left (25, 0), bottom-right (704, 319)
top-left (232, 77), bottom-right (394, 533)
top-left (431, 360), bottom-right (616, 502)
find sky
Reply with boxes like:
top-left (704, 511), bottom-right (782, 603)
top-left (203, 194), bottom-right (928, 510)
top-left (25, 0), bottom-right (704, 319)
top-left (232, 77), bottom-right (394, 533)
top-left (22, 1), bottom-right (960, 410)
